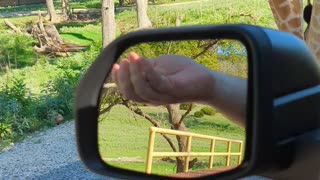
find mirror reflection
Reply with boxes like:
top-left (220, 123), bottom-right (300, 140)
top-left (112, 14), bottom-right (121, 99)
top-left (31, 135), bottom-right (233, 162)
top-left (98, 39), bottom-right (247, 177)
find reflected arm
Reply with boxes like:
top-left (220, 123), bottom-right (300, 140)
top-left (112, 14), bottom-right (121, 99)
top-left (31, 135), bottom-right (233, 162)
top-left (201, 71), bottom-right (247, 127)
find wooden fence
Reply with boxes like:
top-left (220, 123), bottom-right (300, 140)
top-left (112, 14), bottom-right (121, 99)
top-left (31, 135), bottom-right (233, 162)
top-left (145, 127), bottom-right (243, 174)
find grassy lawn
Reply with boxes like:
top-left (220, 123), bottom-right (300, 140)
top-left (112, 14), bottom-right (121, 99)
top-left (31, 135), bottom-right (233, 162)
top-left (98, 105), bottom-right (245, 176)
top-left (0, 0), bottom-right (276, 46)
top-left (57, 22), bottom-right (102, 45)
top-left (0, 0), bottom-right (197, 14)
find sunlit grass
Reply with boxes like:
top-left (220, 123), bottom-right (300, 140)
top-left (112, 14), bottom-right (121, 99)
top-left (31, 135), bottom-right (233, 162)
top-left (98, 105), bottom-right (245, 175)
top-left (59, 23), bottom-right (102, 45)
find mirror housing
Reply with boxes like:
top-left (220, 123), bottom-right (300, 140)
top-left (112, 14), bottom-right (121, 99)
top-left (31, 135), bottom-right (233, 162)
top-left (75, 24), bottom-right (320, 179)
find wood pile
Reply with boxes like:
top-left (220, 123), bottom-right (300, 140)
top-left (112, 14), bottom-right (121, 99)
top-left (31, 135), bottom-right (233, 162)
top-left (4, 13), bottom-right (87, 57)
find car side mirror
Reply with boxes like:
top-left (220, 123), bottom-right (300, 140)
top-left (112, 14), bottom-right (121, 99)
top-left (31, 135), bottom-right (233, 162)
top-left (75, 24), bottom-right (320, 179)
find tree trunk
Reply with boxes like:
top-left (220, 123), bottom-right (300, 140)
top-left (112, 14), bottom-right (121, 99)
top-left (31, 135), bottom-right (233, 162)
top-left (119, 0), bottom-right (124, 6)
top-left (136, 0), bottom-right (152, 28)
top-left (46, 0), bottom-right (58, 23)
top-left (101, 0), bottom-right (116, 48)
top-left (166, 104), bottom-right (187, 173)
top-left (61, 0), bottom-right (72, 21)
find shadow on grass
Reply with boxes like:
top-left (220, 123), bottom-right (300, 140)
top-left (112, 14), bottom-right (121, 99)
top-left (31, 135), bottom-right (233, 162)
top-left (60, 32), bottom-right (95, 43)
top-left (55, 21), bottom-right (99, 31)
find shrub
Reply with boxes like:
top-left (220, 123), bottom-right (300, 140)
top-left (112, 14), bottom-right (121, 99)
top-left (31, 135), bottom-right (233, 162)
top-left (201, 106), bottom-right (216, 116)
top-left (0, 32), bottom-right (37, 68)
top-left (0, 61), bottom-right (83, 149)
top-left (0, 119), bottom-right (12, 139)
top-left (194, 111), bottom-right (204, 118)
top-left (179, 103), bottom-right (196, 110)
top-left (2, 76), bottom-right (30, 106)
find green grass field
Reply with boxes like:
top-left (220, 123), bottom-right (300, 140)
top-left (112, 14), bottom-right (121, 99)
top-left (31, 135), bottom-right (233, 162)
top-left (0, 0), bottom-right (271, 167)
top-left (98, 105), bottom-right (245, 175)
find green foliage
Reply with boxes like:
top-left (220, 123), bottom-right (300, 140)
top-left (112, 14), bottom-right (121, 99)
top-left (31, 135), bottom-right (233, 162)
top-left (200, 106), bottom-right (216, 116)
top-left (0, 76), bottom-right (34, 140)
top-left (0, 40), bottom-right (102, 149)
top-left (123, 40), bottom-right (220, 71)
top-left (179, 103), bottom-right (196, 110)
top-left (193, 110), bottom-right (204, 118)
top-left (0, 60), bottom-right (83, 149)
top-left (0, 32), bottom-right (37, 68)
top-left (53, 69), bottom-right (81, 115)
top-left (71, 1), bottom-right (101, 9)
top-left (0, 120), bottom-right (12, 139)
top-left (2, 76), bottom-right (30, 106)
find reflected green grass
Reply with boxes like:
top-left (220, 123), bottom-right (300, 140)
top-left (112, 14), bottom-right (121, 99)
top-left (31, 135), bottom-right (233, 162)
top-left (98, 105), bottom-right (245, 175)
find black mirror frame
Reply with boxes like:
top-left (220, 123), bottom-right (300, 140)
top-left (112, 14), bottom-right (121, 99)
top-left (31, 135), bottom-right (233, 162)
top-left (75, 24), bottom-right (279, 179)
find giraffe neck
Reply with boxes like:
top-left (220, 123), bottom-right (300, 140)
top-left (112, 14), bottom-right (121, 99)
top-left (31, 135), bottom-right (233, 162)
top-left (269, 0), bottom-right (304, 40)
top-left (305, 0), bottom-right (320, 61)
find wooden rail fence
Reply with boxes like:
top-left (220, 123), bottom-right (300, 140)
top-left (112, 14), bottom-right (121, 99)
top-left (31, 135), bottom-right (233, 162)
top-left (146, 127), bottom-right (243, 174)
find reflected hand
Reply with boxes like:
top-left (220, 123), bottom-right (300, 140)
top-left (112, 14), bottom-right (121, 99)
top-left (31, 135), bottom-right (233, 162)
top-left (112, 52), bottom-right (214, 105)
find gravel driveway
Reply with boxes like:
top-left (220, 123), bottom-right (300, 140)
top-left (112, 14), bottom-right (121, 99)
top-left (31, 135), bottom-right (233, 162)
top-left (0, 121), bottom-right (109, 180)
top-left (0, 121), bottom-right (269, 180)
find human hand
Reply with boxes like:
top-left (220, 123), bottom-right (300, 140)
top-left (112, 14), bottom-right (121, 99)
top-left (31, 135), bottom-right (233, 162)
top-left (111, 52), bottom-right (215, 105)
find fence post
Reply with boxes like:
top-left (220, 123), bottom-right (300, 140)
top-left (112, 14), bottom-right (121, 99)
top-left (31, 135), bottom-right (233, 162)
top-left (183, 136), bottom-right (192, 172)
top-left (146, 127), bottom-right (156, 174)
top-left (226, 141), bottom-right (232, 166)
top-left (209, 139), bottom-right (216, 169)
top-left (238, 142), bottom-right (243, 164)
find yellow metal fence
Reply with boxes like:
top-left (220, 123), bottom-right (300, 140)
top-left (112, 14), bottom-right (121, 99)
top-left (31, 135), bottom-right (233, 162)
top-left (145, 127), bottom-right (243, 174)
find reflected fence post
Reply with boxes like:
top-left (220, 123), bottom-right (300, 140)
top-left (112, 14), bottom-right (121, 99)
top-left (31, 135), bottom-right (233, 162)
top-left (209, 139), bottom-right (216, 169)
top-left (238, 142), bottom-right (243, 164)
top-left (145, 128), bottom-right (156, 174)
top-left (183, 136), bottom-right (193, 172)
top-left (226, 141), bottom-right (232, 166)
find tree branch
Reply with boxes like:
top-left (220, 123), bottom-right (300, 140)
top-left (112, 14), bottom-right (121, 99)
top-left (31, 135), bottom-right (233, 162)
top-left (4, 19), bottom-right (22, 34)
top-left (121, 100), bottom-right (178, 152)
top-left (230, 13), bottom-right (261, 22)
top-left (192, 40), bottom-right (218, 60)
top-left (99, 103), bottom-right (116, 116)
top-left (177, 103), bottom-right (193, 127)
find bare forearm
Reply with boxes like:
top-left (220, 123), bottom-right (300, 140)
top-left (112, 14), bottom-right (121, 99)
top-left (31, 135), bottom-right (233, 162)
top-left (201, 71), bottom-right (247, 127)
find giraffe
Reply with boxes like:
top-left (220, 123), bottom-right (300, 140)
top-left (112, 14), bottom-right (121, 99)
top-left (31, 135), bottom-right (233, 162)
top-left (305, 0), bottom-right (320, 60)
top-left (268, 0), bottom-right (304, 39)
top-left (268, 0), bottom-right (320, 62)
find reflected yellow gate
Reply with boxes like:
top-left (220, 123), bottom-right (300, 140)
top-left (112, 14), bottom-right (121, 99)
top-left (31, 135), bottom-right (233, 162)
top-left (146, 127), bottom-right (243, 174)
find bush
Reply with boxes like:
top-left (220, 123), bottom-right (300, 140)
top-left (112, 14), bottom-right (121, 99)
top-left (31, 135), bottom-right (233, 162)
top-left (179, 103), bottom-right (196, 110)
top-left (2, 76), bottom-right (30, 106)
top-left (0, 32), bottom-right (37, 68)
top-left (201, 106), bottom-right (216, 116)
top-left (194, 111), bottom-right (204, 118)
top-left (0, 119), bottom-right (12, 139)
top-left (0, 61), bottom-right (83, 150)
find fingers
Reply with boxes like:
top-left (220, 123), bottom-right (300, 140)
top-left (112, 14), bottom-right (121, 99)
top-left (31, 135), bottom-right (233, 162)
top-left (113, 59), bottom-right (146, 103)
top-left (113, 52), bottom-right (175, 105)
top-left (111, 64), bottom-right (120, 86)
top-left (128, 52), bottom-right (172, 104)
